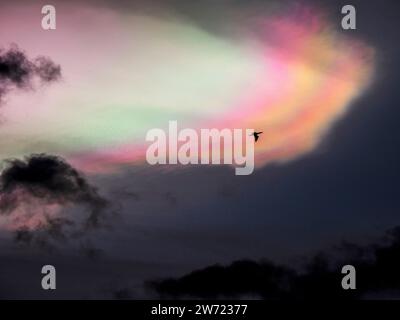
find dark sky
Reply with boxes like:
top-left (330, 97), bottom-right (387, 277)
top-left (1, 0), bottom-right (400, 299)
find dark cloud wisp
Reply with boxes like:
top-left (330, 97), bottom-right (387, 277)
top-left (0, 45), bottom-right (61, 104)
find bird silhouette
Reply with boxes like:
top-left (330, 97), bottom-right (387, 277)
top-left (251, 131), bottom-right (263, 142)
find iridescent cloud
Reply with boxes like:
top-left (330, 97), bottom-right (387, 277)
top-left (0, 2), bottom-right (375, 173)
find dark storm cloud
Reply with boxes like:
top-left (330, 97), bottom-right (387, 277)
top-left (0, 45), bottom-right (61, 104)
top-left (148, 226), bottom-right (400, 299)
top-left (148, 259), bottom-right (294, 299)
top-left (0, 154), bottom-right (107, 217)
top-left (0, 154), bottom-right (111, 247)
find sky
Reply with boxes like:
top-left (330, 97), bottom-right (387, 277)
top-left (0, 0), bottom-right (399, 299)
